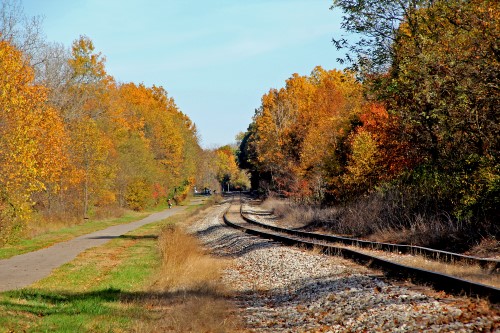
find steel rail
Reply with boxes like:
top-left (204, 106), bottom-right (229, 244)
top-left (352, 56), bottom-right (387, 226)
top-left (223, 200), bottom-right (500, 304)
top-left (241, 208), bottom-right (499, 273)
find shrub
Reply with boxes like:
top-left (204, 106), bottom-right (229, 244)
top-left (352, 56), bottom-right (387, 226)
top-left (125, 178), bottom-right (152, 211)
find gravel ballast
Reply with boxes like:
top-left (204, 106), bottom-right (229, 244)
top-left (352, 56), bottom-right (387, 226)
top-left (189, 202), bottom-right (499, 332)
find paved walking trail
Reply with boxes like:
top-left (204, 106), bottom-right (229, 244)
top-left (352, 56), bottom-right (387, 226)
top-left (0, 203), bottom-right (192, 292)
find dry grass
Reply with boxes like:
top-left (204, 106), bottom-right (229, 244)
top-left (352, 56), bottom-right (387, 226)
top-left (261, 197), bottom-right (499, 288)
top-left (261, 194), bottom-right (496, 254)
top-left (467, 237), bottom-right (500, 258)
top-left (26, 215), bottom-right (82, 238)
top-left (139, 224), bottom-right (239, 332)
top-left (134, 296), bottom-right (237, 333)
top-left (261, 198), bottom-right (315, 229)
top-left (153, 225), bottom-right (224, 292)
top-left (402, 257), bottom-right (500, 288)
top-left (28, 205), bottom-right (126, 238)
top-left (260, 198), bottom-right (283, 214)
top-left (337, 243), bottom-right (500, 289)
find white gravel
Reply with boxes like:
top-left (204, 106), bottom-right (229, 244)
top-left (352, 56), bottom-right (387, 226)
top-left (189, 202), bottom-right (499, 333)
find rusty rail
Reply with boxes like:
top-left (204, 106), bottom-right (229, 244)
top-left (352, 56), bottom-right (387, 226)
top-left (222, 197), bottom-right (500, 303)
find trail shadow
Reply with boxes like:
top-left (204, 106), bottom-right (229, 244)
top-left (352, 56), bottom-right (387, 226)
top-left (86, 234), bottom-right (158, 240)
top-left (0, 287), bottom-right (123, 317)
top-left (86, 235), bottom-right (120, 240)
top-left (0, 287), bottom-right (226, 320)
top-left (119, 234), bottom-right (158, 240)
top-left (0, 275), bottom-right (441, 332)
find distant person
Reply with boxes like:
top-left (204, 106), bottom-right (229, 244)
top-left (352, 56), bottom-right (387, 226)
top-left (167, 198), bottom-right (172, 209)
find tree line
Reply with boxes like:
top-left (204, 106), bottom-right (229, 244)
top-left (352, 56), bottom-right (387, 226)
top-left (238, 0), bottom-right (498, 244)
top-left (0, 1), bottom-right (243, 244)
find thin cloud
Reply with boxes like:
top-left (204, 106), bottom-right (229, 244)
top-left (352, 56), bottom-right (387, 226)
top-left (152, 22), bottom-right (340, 71)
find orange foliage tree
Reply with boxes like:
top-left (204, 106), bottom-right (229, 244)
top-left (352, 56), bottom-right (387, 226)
top-left (48, 37), bottom-right (201, 215)
top-left (0, 33), bottom-right (202, 242)
top-left (0, 40), bottom-right (68, 241)
top-left (111, 83), bottom-right (200, 207)
top-left (240, 67), bottom-right (366, 202)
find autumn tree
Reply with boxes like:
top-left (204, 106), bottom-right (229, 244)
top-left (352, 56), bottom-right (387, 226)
top-left (0, 18), bottom-right (203, 242)
top-left (0, 40), bottom-right (68, 242)
top-left (64, 35), bottom-right (109, 120)
top-left (236, 129), bottom-right (260, 190)
top-left (112, 83), bottom-right (200, 207)
top-left (0, 0), bottom-right (47, 74)
top-left (341, 129), bottom-right (379, 196)
top-left (247, 72), bottom-right (317, 196)
top-left (332, 0), bottom-right (499, 229)
top-left (52, 36), bottom-right (115, 217)
top-left (195, 144), bottom-right (249, 194)
top-left (214, 145), bottom-right (241, 191)
top-left (299, 67), bottom-right (363, 201)
top-left (39, 36), bottom-right (202, 216)
top-left (384, 0), bottom-right (499, 221)
top-left (355, 103), bottom-right (414, 178)
top-left (68, 118), bottom-right (115, 216)
top-left (104, 83), bottom-right (156, 208)
top-left (239, 67), bottom-right (364, 202)
top-left (331, 0), bottom-right (425, 76)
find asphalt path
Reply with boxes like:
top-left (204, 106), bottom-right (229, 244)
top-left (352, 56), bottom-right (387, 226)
top-left (0, 204), bottom-right (189, 292)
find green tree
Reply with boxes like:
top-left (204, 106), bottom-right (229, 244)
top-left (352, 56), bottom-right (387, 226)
top-left (332, 0), bottom-right (500, 225)
top-left (331, 0), bottom-right (426, 76)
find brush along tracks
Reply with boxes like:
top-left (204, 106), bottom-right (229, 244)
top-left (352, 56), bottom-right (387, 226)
top-left (223, 196), bottom-right (500, 304)
top-left (243, 206), bottom-right (500, 273)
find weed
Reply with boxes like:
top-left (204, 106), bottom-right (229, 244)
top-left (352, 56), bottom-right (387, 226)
top-left (262, 193), bottom-right (498, 254)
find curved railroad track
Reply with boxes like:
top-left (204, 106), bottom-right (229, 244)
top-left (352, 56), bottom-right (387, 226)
top-left (223, 194), bottom-right (500, 304)
top-left (243, 205), bottom-right (499, 273)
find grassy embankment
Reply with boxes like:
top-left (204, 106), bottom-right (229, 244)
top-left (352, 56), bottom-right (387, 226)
top-left (0, 195), bottom-right (238, 332)
top-left (0, 211), bottom-right (148, 260)
top-left (0, 199), bottom-right (187, 260)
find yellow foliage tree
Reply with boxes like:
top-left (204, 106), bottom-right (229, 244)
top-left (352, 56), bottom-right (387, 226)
top-left (248, 67), bottom-right (363, 201)
top-left (215, 146), bottom-right (239, 190)
top-left (0, 40), bottom-right (68, 241)
top-left (67, 117), bottom-right (115, 217)
top-left (342, 130), bottom-right (379, 196)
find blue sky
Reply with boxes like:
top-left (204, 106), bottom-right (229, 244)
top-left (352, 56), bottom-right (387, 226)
top-left (23, 0), bottom-right (346, 148)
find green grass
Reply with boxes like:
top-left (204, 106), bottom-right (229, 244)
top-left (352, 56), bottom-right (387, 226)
top-left (0, 195), bottom-right (211, 260)
top-left (0, 210), bottom-right (149, 260)
top-left (0, 218), bottom-right (170, 332)
top-left (0, 196), bottom-right (212, 332)
top-left (0, 288), bottom-right (132, 332)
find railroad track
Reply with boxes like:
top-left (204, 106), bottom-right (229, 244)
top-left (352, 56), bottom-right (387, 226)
top-left (243, 207), bottom-right (499, 273)
top-left (222, 195), bottom-right (500, 304)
